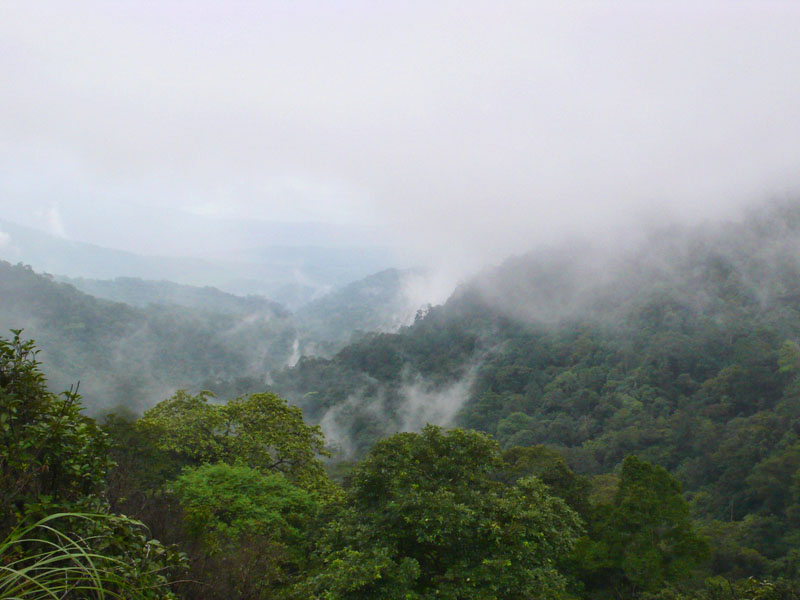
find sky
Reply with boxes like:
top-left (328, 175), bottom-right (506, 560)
top-left (2, 1), bottom-right (800, 278)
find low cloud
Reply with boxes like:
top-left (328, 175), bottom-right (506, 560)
top-left (37, 204), bottom-right (67, 238)
top-left (317, 369), bottom-right (477, 457)
top-left (2, 2), bottom-right (799, 279)
top-left (318, 388), bottom-right (389, 457)
top-left (397, 374), bottom-right (476, 433)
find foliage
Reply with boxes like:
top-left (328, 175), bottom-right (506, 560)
top-left (270, 204), bottom-right (800, 585)
top-left (102, 412), bottom-right (185, 517)
top-left (11, 204), bottom-right (800, 598)
top-left (120, 391), bottom-right (337, 599)
top-left (572, 456), bottom-right (708, 598)
top-left (0, 512), bottom-right (185, 599)
top-left (0, 332), bottom-right (186, 598)
top-left (137, 390), bottom-right (333, 494)
top-left (500, 445), bottom-right (591, 517)
top-left (169, 463), bottom-right (319, 599)
top-left (300, 426), bottom-right (582, 599)
top-left (172, 463), bottom-right (318, 552)
top-left (0, 330), bottom-right (110, 534)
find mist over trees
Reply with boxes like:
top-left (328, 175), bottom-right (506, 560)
top-left (0, 261), bottom-right (428, 412)
top-left (5, 202), bottom-right (800, 597)
top-left (4, 0), bottom-right (800, 595)
top-left (269, 202), bottom-right (800, 591)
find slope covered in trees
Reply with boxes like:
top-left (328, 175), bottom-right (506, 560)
top-left (57, 275), bottom-right (290, 316)
top-left (0, 262), bottom-right (297, 411)
top-left (0, 263), bottom-right (426, 412)
top-left (1, 332), bottom-right (590, 598)
top-left (6, 203), bottom-right (800, 597)
top-left (4, 330), bottom-right (794, 599)
top-left (272, 203), bottom-right (800, 583)
top-left (294, 268), bottom-right (428, 355)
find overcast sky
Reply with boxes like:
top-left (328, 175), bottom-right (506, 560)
top-left (1, 1), bottom-right (800, 276)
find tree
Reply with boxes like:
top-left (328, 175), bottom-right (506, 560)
top-left (137, 390), bottom-right (333, 494)
top-left (572, 456), bottom-right (708, 598)
top-left (171, 463), bottom-right (320, 599)
top-left (132, 390), bottom-right (338, 598)
top-left (0, 330), bottom-right (109, 533)
top-left (0, 331), bottom-right (186, 598)
top-left (299, 425), bottom-right (581, 599)
top-left (500, 445), bottom-right (591, 517)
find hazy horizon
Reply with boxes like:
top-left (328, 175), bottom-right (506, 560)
top-left (2, 1), bottom-right (800, 286)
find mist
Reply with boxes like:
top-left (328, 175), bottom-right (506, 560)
top-left (2, 1), bottom-right (800, 286)
top-left (316, 371), bottom-right (477, 458)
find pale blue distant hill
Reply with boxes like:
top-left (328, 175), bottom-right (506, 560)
top-left (0, 218), bottom-right (397, 308)
top-left (57, 275), bottom-right (290, 317)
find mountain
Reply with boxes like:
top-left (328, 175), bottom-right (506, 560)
top-left (0, 218), bottom-right (237, 288)
top-left (0, 263), bottom-right (436, 412)
top-left (0, 262), bottom-right (298, 412)
top-left (293, 268), bottom-right (430, 355)
top-left (0, 218), bottom-right (397, 308)
top-left (5, 202), bottom-right (800, 582)
top-left (56, 268), bottom-right (432, 362)
top-left (57, 275), bottom-right (289, 317)
top-left (271, 202), bottom-right (800, 573)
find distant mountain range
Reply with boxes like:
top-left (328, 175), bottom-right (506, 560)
top-left (57, 275), bottom-right (290, 317)
top-left (0, 258), bottom-right (431, 411)
top-left (0, 218), bottom-right (397, 308)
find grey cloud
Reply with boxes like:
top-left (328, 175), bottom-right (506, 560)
top-left (396, 374), bottom-right (476, 434)
top-left (1, 1), bottom-right (799, 280)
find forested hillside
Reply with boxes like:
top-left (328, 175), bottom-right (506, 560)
top-left (5, 203), bottom-right (800, 597)
top-left (273, 203), bottom-right (800, 583)
top-left (294, 268), bottom-right (428, 355)
top-left (6, 1), bottom-right (799, 596)
top-left (0, 264), bottom-right (425, 411)
top-left (0, 262), bottom-right (297, 410)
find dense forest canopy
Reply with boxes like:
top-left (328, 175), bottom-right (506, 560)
top-left (5, 203), bottom-right (800, 597)
top-left (269, 203), bottom-right (800, 591)
top-left (4, 0), bottom-right (800, 595)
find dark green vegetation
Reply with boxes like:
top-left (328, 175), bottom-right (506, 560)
top-left (0, 332), bottom-right (185, 598)
top-left (6, 203), bottom-right (800, 597)
top-left (4, 331), bottom-right (790, 598)
top-left (0, 263), bottom-right (419, 413)
top-left (270, 203), bottom-right (800, 595)
top-left (0, 262), bottom-right (297, 412)
top-left (1, 335), bottom-right (584, 598)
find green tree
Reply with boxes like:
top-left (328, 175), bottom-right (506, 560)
top-left (171, 463), bottom-right (320, 599)
top-left (500, 445), bottom-right (591, 517)
top-left (132, 390), bottom-right (338, 598)
top-left (138, 390), bottom-right (333, 494)
top-left (0, 330), bottom-right (109, 533)
top-left (573, 456), bottom-right (708, 598)
top-left (300, 425), bottom-right (581, 599)
top-left (0, 331), bottom-right (186, 598)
